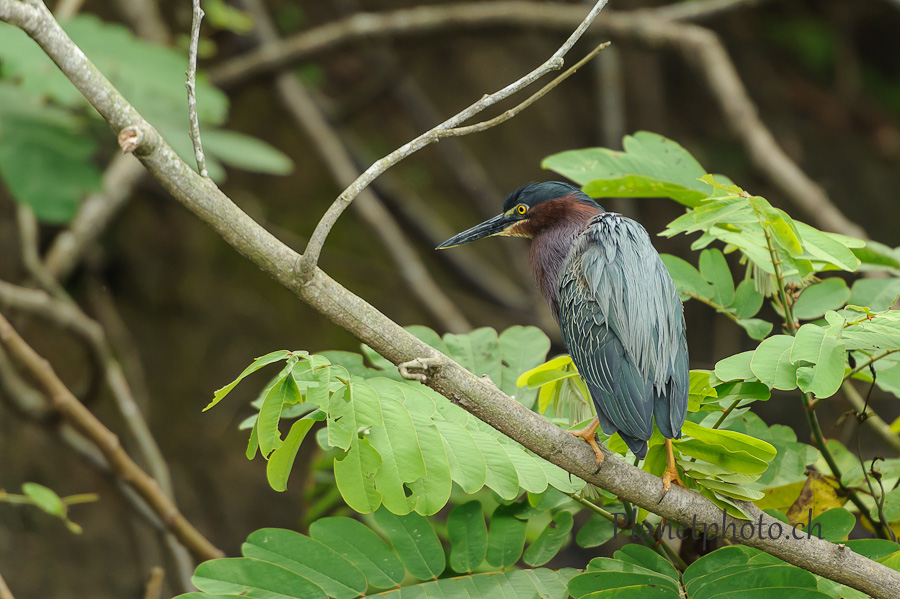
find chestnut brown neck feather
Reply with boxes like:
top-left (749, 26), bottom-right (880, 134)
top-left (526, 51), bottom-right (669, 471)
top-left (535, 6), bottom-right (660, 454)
top-left (526, 197), bottom-right (602, 318)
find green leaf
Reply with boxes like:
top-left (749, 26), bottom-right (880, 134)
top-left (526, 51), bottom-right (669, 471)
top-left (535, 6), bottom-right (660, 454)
top-left (808, 508), bottom-right (855, 543)
top-left (308, 517), bottom-right (406, 589)
top-left (192, 557), bottom-right (326, 599)
top-left (327, 382), bottom-right (384, 451)
top-left (200, 129), bottom-right (293, 176)
top-left (258, 373), bottom-right (302, 457)
top-left (523, 510), bottom-right (573, 567)
top-left (434, 420), bottom-right (487, 493)
top-left (849, 278), bottom-right (900, 311)
top-left (486, 503), bottom-right (528, 569)
top-left (368, 397), bottom-right (427, 515)
top-left (711, 381), bottom-right (771, 405)
top-left (682, 421), bottom-right (776, 462)
top-left (790, 324), bottom-right (845, 398)
top-left (448, 501), bottom-right (488, 573)
top-left (444, 327), bottom-right (501, 384)
top-left (205, 350), bottom-right (290, 411)
top-left (373, 508), bottom-right (445, 581)
top-left (21, 482), bottom-right (65, 517)
top-left (470, 430), bottom-right (520, 500)
top-left (794, 222), bottom-right (861, 272)
top-left (732, 279), bottom-right (765, 319)
top-left (543, 131), bottom-right (715, 208)
top-left (576, 513), bottom-right (618, 548)
top-left (737, 318), bottom-right (773, 340)
top-left (333, 439), bottom-right (382, 514)
top-left (793, 279), bottom-right (851, 320)
top-left (750, 335), bottom-right (799, 390)
top-left (695, 478), bottom-right (765, 501)
top-left (242, 529), bottom-right (367, 599)
top-left (689, 370), bottom-right (718, 411)
top-left (266, 419), bottom-right (315, 492)
top-left (0, 87), bottom-right (102, 223)
top-left (405, 411), bottom-right (453, 516)
top-left (715, 351), bottom-right (755, 381)
top-left (700, 248), bottom-right (735, 306)
top-left (498, 326), bottom-right (551, 408)
top-left (569, 569), bottom-right (680, 598)
top-left (614, 544), bottom-right (679, 581)
top-left (660, 254), bottom-right (715, 300)
top-left (500, 443), bottom-right (549, 494)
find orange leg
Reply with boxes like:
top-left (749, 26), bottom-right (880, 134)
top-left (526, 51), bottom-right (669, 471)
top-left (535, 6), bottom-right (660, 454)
top-left (568, 417), bottom-right (604, 473)
top-left (660, 438), bottom-right (685, 501)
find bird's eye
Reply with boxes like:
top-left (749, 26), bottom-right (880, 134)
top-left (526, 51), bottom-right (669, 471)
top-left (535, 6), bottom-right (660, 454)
top-left (516, 204), bottom-right (527, 215)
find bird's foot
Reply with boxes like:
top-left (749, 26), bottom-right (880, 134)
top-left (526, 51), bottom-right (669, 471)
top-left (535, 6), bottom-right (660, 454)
top-left (658, 465), bottom-right (685, 503)
top-left (568, 420), bottom-right (604, 473)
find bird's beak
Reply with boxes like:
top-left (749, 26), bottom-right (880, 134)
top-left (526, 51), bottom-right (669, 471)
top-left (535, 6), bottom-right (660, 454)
top-left (435, 213), bottom-right (516, 249)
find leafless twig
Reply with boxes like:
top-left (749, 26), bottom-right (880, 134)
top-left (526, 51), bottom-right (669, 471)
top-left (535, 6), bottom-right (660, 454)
top-left (842, 381), bottom-right (900, 455)
top-left (438, 42), bottom-right (610, 137)
top-left (0, 309), bottom-right (223, 561)
top-left (186, 0), bottom-right (208, 178)
top-left (299, 0), bottom-right (611, 280)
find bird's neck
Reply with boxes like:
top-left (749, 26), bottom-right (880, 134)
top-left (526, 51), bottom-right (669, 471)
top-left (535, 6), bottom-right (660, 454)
top-left (528, 205), bottom-right (601, 319)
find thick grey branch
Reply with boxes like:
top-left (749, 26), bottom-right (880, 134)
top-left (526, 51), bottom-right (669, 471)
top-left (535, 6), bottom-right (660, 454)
top-left (1, 1), bottom-right (897, 596)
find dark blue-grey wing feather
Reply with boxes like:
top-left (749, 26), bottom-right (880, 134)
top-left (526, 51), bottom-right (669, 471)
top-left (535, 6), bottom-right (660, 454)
top-left (557, 213), bottom-right (688, 458)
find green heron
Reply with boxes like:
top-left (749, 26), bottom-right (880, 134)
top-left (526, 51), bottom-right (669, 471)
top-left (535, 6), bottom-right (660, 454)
top-left (437, 181), bottom-right (688, 494)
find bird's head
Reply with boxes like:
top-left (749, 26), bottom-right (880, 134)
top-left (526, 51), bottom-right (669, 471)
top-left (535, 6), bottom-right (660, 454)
top-left (436, 181), bottom-right (603, 249)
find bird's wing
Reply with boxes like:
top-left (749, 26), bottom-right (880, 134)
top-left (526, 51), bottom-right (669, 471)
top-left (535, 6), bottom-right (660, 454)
top-left (557, 213), bottom-right (688, 454)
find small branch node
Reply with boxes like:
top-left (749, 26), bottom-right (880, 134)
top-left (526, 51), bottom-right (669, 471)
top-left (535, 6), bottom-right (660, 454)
top-left (118, 126), bottom-right (143, 153)
top-left (398, 357), bottom-right (444, 382)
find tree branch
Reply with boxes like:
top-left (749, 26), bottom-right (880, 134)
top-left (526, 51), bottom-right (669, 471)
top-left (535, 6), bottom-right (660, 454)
top-left (0, 308), bottom-right (223, 561)
top-left (1, 1), bottom-right (898, 595)
top-left (297, 0), bottom-right (610, 280)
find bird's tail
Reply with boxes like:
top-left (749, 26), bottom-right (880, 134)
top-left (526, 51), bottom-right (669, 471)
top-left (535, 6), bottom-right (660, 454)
top-left (620, 434), bottom-right (648, 459)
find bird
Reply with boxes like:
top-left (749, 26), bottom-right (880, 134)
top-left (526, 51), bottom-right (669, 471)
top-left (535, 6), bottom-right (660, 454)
top-left (437, 181), bottom-right (689, 495)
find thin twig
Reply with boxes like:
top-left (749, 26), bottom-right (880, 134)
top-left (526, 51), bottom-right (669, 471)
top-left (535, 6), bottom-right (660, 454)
top-left (298, 0), bottom-right (610, 280)
top-left (186, 0), bottom-right (208, 178)
top-left (0, 309), bottom-right (223, 560)
top-left (842, 381), bottom-right (900, 455)
top-left (437, 42), bottom-right (611, 137)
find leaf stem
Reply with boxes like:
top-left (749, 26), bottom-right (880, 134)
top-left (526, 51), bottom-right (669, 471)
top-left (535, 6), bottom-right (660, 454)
top-left (711, 398), bottom-right (742, 429)
top-left (762, 228), bottom-right (796, 334)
